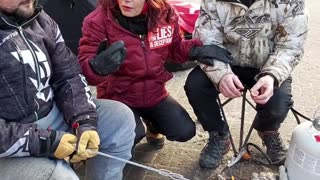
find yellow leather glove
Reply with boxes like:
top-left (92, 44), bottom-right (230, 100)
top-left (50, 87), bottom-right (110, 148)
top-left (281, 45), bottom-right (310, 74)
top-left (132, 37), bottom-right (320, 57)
top-left (70, 130), bottom-right (100, 163)
top-left (70, 116), bottom-right (100, 163)
top-left (50, 131), bottom-right (78, 159)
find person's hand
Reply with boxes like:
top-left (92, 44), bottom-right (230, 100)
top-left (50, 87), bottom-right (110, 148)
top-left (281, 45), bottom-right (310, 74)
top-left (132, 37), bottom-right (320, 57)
top-left (49, 130), bottom-right (78, 159)
top-left (89, 40), bottom-right (127, 76)
top-left (219, 74), bottom-right (244, 98)
top-left (189, 45), bottom-right (234, 65)
top-left (70, 116), bottom-right (100, 163)
top-left (250, 75), bottom-right (275, 104)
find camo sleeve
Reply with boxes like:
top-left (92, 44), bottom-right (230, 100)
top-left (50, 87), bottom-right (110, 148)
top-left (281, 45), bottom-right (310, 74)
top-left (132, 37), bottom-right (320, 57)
top-left (193, 0), bottom-right (233, 88)
top-left (258, 0), bottom-right (309, 87)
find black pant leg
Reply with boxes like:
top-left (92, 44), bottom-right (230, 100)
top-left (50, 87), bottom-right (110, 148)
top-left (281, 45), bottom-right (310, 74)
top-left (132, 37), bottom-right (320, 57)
top-left (138, 96), bottom-right (196, 142)
top-left (130, 108), bottom-right (146, 145)
top-left (253, 76), bottom-right (293, 131)
top-left (184, 66), bottom-right (227, 133)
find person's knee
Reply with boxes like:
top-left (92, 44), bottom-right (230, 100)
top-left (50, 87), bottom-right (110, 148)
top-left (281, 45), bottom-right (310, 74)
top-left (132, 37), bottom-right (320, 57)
top-left (100, 100), bottom-right (135, 129)
top-left (184, 67), bottom-right (217, 99)
top-left (96, 100), bottom-right (136, 146)
top-left (51, 160), bottom-right (79, 180)
top-left (269, 108), bottom-right (289, 121)
top-left (178, 123), bottom-right (196, 142)
top-left (168, 121), bottom-right (196, 142)
top-left (0, 158), bottom-right (78, 180)
top-left (184, 70), bottom-right (200, 95)
top-left (116, 102), bottom-right (136, 131)
top-left (110, 102), bottom-right (136, 139)
top-left (265, 94), bottom-right (292, 119)
top-left (257, 106), bottom-right (288, 121)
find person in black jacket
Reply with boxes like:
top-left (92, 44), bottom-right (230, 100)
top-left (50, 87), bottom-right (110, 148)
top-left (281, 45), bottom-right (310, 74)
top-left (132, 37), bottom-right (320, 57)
top-left (0, 0), bottom-right (135, 179)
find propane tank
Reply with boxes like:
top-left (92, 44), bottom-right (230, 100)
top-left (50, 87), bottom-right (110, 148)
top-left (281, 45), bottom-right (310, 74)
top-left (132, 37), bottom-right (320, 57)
top-left (285, 118), bottom-right (320, 180)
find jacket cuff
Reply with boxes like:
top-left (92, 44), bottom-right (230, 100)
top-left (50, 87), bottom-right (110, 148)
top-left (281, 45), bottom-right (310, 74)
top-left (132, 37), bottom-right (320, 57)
top-left (36, 129), bottom-right (51, 157)
top-left (199, 63), bottom-right (233, 89)
top-left (255, 71), bottom-right (280, 88)
top-left (72, 115), bottom-right (97, 132)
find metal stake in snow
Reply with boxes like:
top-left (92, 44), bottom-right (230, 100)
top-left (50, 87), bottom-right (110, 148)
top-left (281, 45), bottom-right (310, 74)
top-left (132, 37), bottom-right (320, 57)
top-left (95, 151), bottom-right (190, 180)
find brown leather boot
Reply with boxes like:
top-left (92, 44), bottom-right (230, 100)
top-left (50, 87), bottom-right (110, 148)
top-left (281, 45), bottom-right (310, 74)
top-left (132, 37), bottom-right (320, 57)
top-left (199, 131), bottom-right (230, 168)
top-left (146, 130), bottom-right (165, 148)
top-left (143, 119), bottom-right (165, 148)
top-left (258, 130), bottom-right (287, 165)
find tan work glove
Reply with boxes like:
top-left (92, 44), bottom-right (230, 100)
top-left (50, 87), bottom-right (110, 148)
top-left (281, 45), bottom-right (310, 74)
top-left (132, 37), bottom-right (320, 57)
top-left (70, 116), bottom-right (100, 163)
top-left (49, 130), bottom-right (78, 159)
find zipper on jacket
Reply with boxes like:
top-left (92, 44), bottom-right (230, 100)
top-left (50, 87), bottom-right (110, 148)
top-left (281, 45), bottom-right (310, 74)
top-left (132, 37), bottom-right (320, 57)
top-left (17, 26), bottom-right (41, 87)
top-left (1, 12), bottom-right (42, 88)
top-left (139, 34), bottom-right (149, 106)
top-left (227, 0), bottom-right (266, 62)
top-left (34, 99), bottom-right (40, 110)
top-left (15, 44), bottom-right (29, 105)
top-left (221, 0), bottom-right (248, 9)
top-left (1, 9), bottom-right (43, 117)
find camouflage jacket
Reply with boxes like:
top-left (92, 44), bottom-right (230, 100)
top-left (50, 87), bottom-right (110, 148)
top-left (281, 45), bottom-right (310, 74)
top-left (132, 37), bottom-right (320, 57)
top-left (194, 0), bottom-right (308, 87)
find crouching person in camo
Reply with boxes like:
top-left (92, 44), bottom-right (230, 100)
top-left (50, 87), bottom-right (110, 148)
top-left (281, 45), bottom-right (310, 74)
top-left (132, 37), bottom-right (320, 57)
top-left (0, 0), bottom-right (135, 179)
top-left (184, 0), bottom-right (308, 168)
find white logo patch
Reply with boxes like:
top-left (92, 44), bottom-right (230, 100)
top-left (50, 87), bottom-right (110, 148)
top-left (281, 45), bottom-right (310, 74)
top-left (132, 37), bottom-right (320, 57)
top-left (11, 41), bottom-right (53, 102)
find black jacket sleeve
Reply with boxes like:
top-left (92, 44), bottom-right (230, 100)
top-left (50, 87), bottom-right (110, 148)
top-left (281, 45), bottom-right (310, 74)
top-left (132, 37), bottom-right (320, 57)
top-left (0, 119), bottom-right (51, 157)
top-left (41, 12), bottom-right (98, 126)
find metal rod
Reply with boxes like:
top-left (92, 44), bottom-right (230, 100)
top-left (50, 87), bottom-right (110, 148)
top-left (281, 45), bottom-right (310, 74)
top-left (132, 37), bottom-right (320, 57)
top-left (239, 89), bottom-right (247, 151)
top-left (222, 98), bottom-right (234, 107)
top-left (217, 97), bottom-right (238, 155)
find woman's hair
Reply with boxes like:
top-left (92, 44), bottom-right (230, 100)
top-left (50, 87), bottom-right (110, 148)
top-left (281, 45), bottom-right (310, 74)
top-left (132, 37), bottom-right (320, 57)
top-left (99, 0), bottom-right (175, 30)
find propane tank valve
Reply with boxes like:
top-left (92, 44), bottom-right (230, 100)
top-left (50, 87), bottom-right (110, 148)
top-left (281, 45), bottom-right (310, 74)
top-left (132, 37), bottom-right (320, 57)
top-left (312, 117), bottom-right (320, 131)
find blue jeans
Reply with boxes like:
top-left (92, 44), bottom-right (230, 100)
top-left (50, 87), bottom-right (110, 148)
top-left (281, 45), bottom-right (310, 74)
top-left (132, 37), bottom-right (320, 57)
top-left (0, 99), bottom-right (135, 180)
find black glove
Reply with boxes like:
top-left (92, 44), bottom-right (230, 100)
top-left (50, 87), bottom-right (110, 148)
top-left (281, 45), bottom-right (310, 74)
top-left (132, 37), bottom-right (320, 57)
top-left (189, 45), bottom-right (234, 65)
top-left (89, 40), bottom-right (127, 76)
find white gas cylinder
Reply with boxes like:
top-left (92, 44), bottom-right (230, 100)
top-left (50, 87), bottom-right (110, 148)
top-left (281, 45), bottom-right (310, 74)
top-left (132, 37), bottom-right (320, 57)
top-left (285, 119), bottom-right (320, 180)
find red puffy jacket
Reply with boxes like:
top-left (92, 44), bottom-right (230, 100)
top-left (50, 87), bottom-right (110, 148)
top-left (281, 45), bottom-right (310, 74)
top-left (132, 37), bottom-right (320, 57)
top-left (78, 6), bottom-right (201, 108)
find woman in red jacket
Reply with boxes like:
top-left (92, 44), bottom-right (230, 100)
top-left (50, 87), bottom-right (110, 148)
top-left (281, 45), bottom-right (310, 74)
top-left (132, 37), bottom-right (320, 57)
top-left (78, 0), bottom-right (233, 147)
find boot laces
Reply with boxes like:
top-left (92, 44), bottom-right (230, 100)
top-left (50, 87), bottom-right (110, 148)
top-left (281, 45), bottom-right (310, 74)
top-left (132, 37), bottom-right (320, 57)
top-left (203, 132), bottom-right (229, 157)
top-left (263, 133), bottom-right (285, 151)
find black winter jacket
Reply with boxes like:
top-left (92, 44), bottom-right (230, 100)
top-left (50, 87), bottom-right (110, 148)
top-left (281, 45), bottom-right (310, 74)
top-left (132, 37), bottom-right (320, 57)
top-left (0, 7), bottom-right (98, 157)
